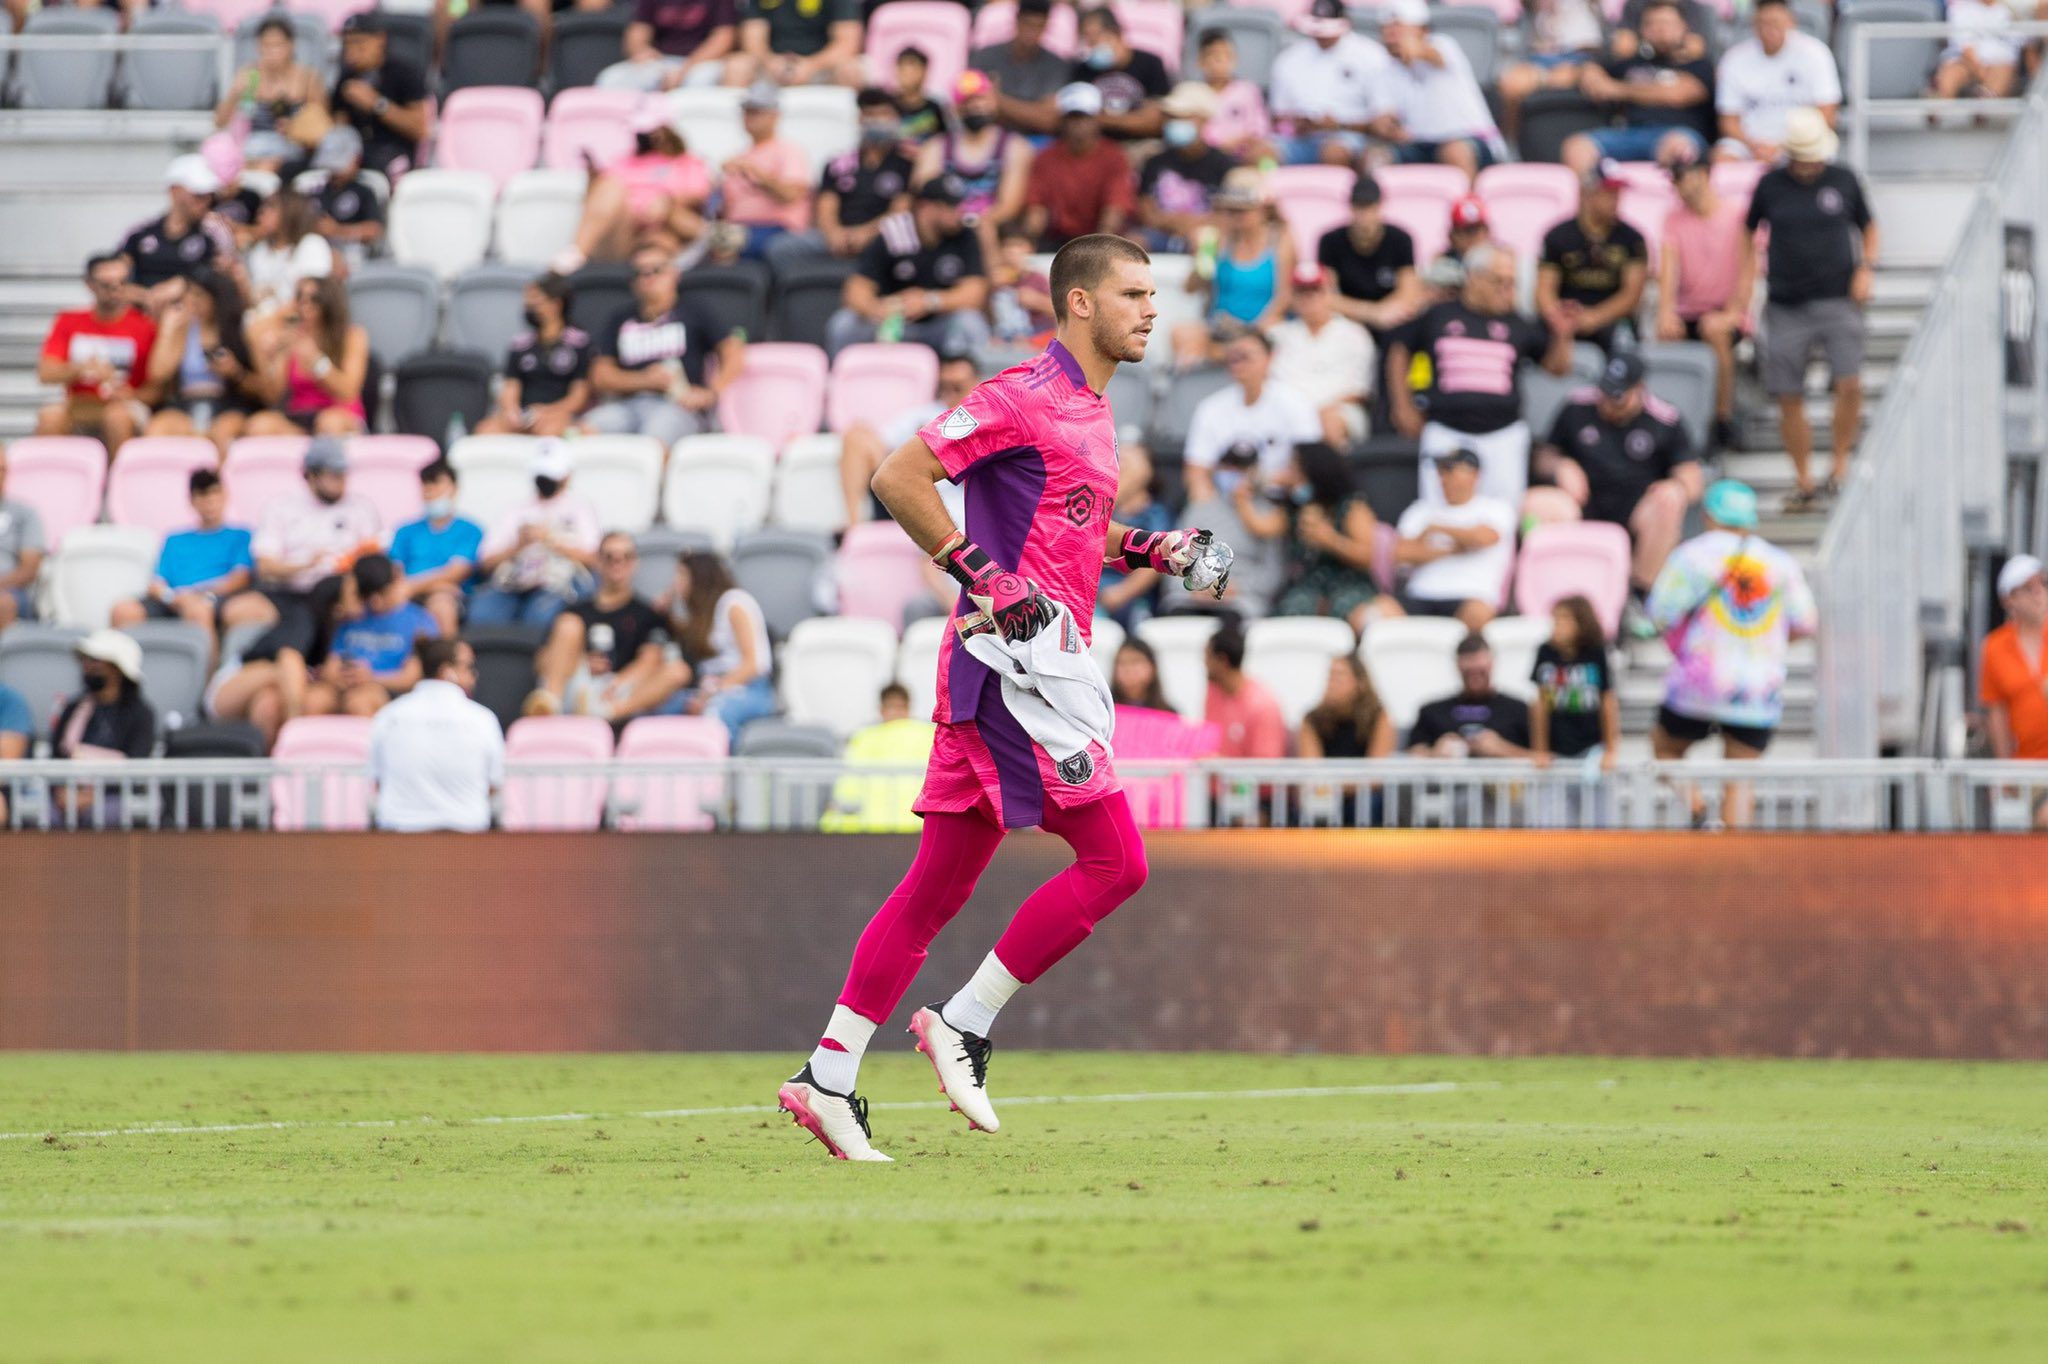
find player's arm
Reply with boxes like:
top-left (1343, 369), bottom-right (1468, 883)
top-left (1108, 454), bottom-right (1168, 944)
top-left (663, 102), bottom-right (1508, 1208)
top-left (1103, 516), bottom-right (1234, 599)
top-left (871, 435), bottom-right (1055, 642)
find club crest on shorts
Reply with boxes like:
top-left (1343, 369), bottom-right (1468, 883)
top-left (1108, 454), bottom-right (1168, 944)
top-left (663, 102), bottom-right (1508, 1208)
top-left (937, 405), bottom-right (979, 440)
top-left (1056, 751), bottom-right (1095, 785)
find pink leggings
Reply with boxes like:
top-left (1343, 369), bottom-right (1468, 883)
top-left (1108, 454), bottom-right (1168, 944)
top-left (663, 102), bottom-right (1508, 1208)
top-left (837, 792), bottom-right (1148, 1024)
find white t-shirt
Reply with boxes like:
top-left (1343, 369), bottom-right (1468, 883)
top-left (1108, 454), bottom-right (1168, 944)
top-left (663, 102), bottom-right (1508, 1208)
top-left (369, 679), bottom-right (505, 832)
top-left (245, 234), bottom-right (334, 312)
top-left (252, 488), bottom-right (382, 592)
top-left (1183, 379), bottom-right (1323, 479)
top-left (1269, 316), bottom-right (1377, 409)
top-left (1269, 32), bottom-right (1395, 126)
top-left (1714, 33), bottom-right (1843, 144)
top-left (695, 587), bottom-right (772, 682)
top-left (1385, 39), bottom-right (1499, 144)
top-left (1397, 494), bottom-right (1517, 604)
top-left (1946, 0), bottom-right (2018, 65)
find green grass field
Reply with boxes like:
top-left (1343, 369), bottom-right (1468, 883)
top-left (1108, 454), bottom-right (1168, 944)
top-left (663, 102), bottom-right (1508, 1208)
top-left (3, 1053), bottom-right (2045, 1363)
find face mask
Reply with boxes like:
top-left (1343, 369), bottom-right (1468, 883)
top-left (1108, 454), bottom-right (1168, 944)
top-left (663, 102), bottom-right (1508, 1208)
top-left (960, 111), bottom-right (993, 133)
top-left (522, 307), bottom-right (543, 329)
top-left (423, 496), bottom-right (454, 520)
top-left (1164, 119), bottom-right (1199, 149)
top-left (860, 121), bottom-right (899, 145)
top-left (535, 476), bottom-right (564, 499)
top-left (1085, 44), bottom-right (1116, 69)
top-left (81, 667), bottom-right (113, 691)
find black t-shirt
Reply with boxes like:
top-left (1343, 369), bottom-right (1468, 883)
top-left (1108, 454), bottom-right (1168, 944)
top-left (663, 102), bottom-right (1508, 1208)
top-left (334, 57), bottom-right (428, 175)
top-left (1531, 643), bottom-right (1611, 757)
top-left (819, 147), bottom-right (914, 228)
top-left (1544, 395), bottom-right (1696, 524)
top-left (1409, 300), bottom-right (1550, 434)
top-left (1138, 146), bottom-right (1237, 214)
top-left (214, 186), bottom-right (264, 233)
top-left (315, 174), bottom-right (385, 229)
top-left (1407, 691), bottom-right (1531, 750)
top-left (573, 596), bottom-right (669, 673)
top-left (507, 326), bottom-right (593, 408)
top-left (1601, 50), bottom-right (1716, 138)
top-left (1540, 217), bottom-right (1649, 310)
top-left (118, 214), bottom-right (228, 289)
top-left (594, 299), bottom-right (728, 385)
top-left (1319, 222), bottom-right (1416, 307)
top-left (1746, 164), bottom-right (1873, 306)
top-left (1069, 51), bottom-right (1172, 137)
top-left (54, 691), bottom-right (157, 758)
top-left (740, 0), bottom-right (858, 57)
top-left (855, 213), bottom-right (986, 296)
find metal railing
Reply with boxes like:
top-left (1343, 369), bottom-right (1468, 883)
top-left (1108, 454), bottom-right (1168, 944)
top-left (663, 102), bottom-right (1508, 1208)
top-left (3, 757), bottom-right (2045, 832)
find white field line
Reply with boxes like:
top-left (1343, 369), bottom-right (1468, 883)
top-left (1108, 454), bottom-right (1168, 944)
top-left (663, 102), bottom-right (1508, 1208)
top-left (0, 1079), bottom-right (1494, 1144)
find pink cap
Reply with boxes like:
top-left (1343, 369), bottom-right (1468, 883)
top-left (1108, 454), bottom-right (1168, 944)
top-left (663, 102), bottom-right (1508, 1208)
top-left (953, 69), bottom-right (994, 101)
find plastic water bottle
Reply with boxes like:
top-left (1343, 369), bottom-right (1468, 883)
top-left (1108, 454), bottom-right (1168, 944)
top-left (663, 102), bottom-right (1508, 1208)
top-left (877, 311), bottom-right (906, 344)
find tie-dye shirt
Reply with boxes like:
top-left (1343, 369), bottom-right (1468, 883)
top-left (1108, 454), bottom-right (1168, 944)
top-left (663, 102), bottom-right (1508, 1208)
top-left (1647, 529), bottom-right (1817, 728)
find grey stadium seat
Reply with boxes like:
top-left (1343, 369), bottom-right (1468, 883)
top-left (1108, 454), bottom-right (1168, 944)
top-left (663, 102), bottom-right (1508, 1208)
top-left (126, 10), bottom-right (223, 111)
top-left (124, 620), bottom-right (212, 731)
top-left (15, 8), bottom-right (120, 110)
top-left (567, 264), bottom-right (634, 336)
top-left (234, 11), bottom-right (332, 83)
top-left (446, 263), bottom-right (537, 355)
top-left (1638, 340), bottom-right (1718, 454)
top-left (1427, 5), bottom-right (1500, 87)
top-left (1521, 367), bottom-right (1582, 450)
top-left (392, 350), bottom-right (495, 444)
top-left (731, 529), bottom-right (832, 641)
top-left (770, 258), bottom-right (854, 347)
top-left (348, 264), bottom-right (443, 367)
top-left (1570, 343), bottom-right (1607, 384)
top-left (634, 527), bottom-right (716, 602)
top-left (1185, 9), bottom-right (1285, 90)
top-left (1148, 365), bottom-right (1235, 461)
top-left (1517, 90), bottom-right (1606, 165)
top-left (0, 624), bottom-right (88, 740)
top-left (1792, 0), bottom-right (1832, 41)
top-left (462, 625), bottom-right (546, 733)
top-left (549, 7), bottom-right (631, 90)
top-left (441, 8), bottom-right (542, 94)
top-left (736, 720), bottom-right (842, 759)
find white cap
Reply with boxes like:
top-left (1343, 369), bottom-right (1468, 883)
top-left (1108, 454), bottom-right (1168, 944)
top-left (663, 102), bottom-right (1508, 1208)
top-left (530, 437), bottom-right (574, 481)
top-left (165, 153), bottom-right (220, 196)
top-left (1382, 0), bottom-right (1430, 25)
top-left (76, 628), bottom-right (144, 684)
top-left (1055, 82), bottom-right (1104, 117)
top-left (1998, 553), bottom-right (2044, 599)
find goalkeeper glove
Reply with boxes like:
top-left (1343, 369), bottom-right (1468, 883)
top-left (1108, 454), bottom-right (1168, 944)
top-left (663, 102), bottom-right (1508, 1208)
top-left (935, 535), bottom-right (1058, 643)
top-left (1112, 527), bottom-right (1234, 599)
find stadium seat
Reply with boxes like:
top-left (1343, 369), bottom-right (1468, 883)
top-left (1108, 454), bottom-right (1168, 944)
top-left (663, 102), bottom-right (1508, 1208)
top-left (735, 718), bottom-right (842, 758)
top-left (894, 614), bottom-right (945, 719)
top-left (5, 437), bottom-right (106, 550)
top-left (389, 171), bottom-right (497, 281)
top-left (567, 434), bottom-right (663, 535)
top-left (1482, 613), bottom-right (1552, 704)
top-left (1359, 616), bottom-right (1465, 731)
top-left (1244, 617), bottom-right (1358, 729)
top-left (770, 258), bottom-right (855, 348)
top-left (1476, 163), bottom-right (1579, 262)
top-left (435, 87), bottom-right (545, 192)
top-left (1428, 4), bottom-right (1501, 84)
top-left (392, 350), bottom-right (495, 445)
top-left (1086, 613), bottom-right (1124, 685)
top-left (1835, 3), bottom-right (1943, 98)
top-left (182, 0), bottom-right (286, 34)
top-left (379, 10), bottom-right (434, 74)
top-left (548, 7), bottom-right (631, 91)
top-left (780, 617), bottom-right (900, 735)
top-left (1140, 252), bottom-right (1201, 370)
top-left (716, 343), bottom-right (828, 450)
top-left (501, 715), bottom-right (613, 830)
top-left (445, 262), bottom-right (535, 354)
top-left (1179, 7), bottom-right (1283, 87)
top-left (1520, 369), bottom-right (1582, 458)
top-left (462, 623), bottom-right (544, 732)
top-left (826, 344), bottom-right (939, 435)
top-left (1149, 365), bottom-right (1234, 460)
top-left (293, 0), bottom-right (374, 33)
top-left (0, 624), bottom-right (87, 739)
top-left (830, 520), bottom-right (932, 632)
top-left (1269, 165), bottom-right (1356, 266)
top-left (1113, 701), bottom-right (1220, 829)
top-left (777, 85), bottom-right (861, 174)
top-left (633, 525), bottom-right (715, 600)
top-left (104, 437), bottom-right (217, 534)
top-left (347, 264), bottom-right (443, 368)
top-left (123, 619), bottom-right (211, 728)
top-left (1710, 159), bottom-right (1766, 220)
top-left (971, 0), bottom-right (1080, 56)
top-left (343, 434), bottom-right (438, 530)
top-left (1570, 342), bottom-right (1606, 383)
top-left (231, 10), bottom-right (331, 84)
top-left (441, 7), bottom-right (542, 94)
top-left (1117, 0), bottom-right (1185, 72)
top-left (678, 260), bottom-right (772, 344)
top-left (1351, 434), bottom-right (1424, 527)
top-left (1135, 615), bottom-right (1221, 721)
top-left (612, 716), bottom-right (728, 831)
top-left (221, 436), bottom-right (309, 526)
top-left (770, 434), bottom-right (848, 534)
top-left (493, 170), bottom-right (587, 268)
top-left (16, 8), bottom-right (119, 110)
top-left (1615, 164), bottom-right (1678, 268)
top-left (1514, 522), bottom-right (1632, 638)
top-left (1377, 163), bottom-right (1468, 263)
top-left (1515, 90), bottom-right (1606, 167)
top-left (566, 264), bottom-right (635, 336)
top-left (448, 435), bottom-right (540, 529)
top-left (663, 87), bottom-right (748, 166)
top-left (661, 435), bottom-right (774, 548)
top-left (865, 2), bottom-right (972, 94)
top-left (541, 87), bottom-right (638, 171)
top-left (46, 526), bottom-right (158, 629)
top-left (732, 528), bottom-right (831, 640)
top-left (127, 9), bottom-right (224, 111)
top-left (270, 715), bottom-right (374, 832)
top-left (1638, 341), bottom-right (1718, 454)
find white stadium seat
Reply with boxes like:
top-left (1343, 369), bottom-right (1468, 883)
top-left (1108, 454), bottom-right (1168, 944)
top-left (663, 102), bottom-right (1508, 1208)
top-left (894, 614), bottom-right (947, 720)
top-left (1359, 617), bottom-right (1467, 732)
top-left (567, 435), bottom-right (663, 535)
top-left (1244, 617), bottom-right (1358, 730)
top-left (661, 435), bottom-right (774, 549)
top-left (47, 525), bottom-right (159, 629)
top-left (771, 434), bottom-right (848, 534)
top-left (1483, 613), bottom-right (1554, 704)
top-left (448, 435), bottom-right (541, 530)
top-left (389, 169), bottom-right (496, 280)
top-left (1135, 614), bottom-right (1221, 722)
top-left (782, 616), bottom-right (901, 735)
top-left (494, 168), bottom-right (588, 267)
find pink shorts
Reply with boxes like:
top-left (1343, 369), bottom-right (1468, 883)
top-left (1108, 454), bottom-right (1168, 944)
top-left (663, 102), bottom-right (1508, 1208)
top-left (914, 713), bottom-right (1120, 831)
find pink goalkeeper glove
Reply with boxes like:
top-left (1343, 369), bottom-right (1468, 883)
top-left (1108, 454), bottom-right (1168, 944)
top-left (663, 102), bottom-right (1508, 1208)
top-left (1112, 527), bottom-right (1234, 598)
top-left (936, 536), bottom-right (1057, 642)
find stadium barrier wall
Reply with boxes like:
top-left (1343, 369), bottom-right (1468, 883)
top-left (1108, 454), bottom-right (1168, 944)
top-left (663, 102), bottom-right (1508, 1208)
top-left (4, 832), bottom-right (2046, 1057)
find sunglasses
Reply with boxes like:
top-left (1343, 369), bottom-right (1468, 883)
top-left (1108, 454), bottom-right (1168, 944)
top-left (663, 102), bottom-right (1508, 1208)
top-left (599, 551), bottom-right (639, 564)
top-left (633, 265), bottom-right (670, 278)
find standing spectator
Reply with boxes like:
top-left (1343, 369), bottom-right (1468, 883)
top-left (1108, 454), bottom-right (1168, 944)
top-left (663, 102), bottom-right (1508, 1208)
top-left (1654, 150), bottom-right (1754, 449)
top-left (1387, 244), bottom-right (1574, 506)
top-left (308, 128), bottom-right (387, 263)
top-left (1319, 175), bottom-right (1427, 342)
top-left (1407, 632), bottom-right (1532, 758)
top-left (35, 253), bottom-right (157, 455)
top-left (1194, 27), bottom-right (1273, 162)
top-left (1183, 330), bottom-right (1322, 503)
top-left (820, 683), bottom-right (938, 833)
top-left (1395, 448), bottom-right (1516, 629)
top-left (1931, 0), bottom-right (2022, 100)
top-left (0, 446), bottom-right (48, 631)
top-left (597, 0), bottom-right (737, 92)
top-left (661, 550), bottom-right (775, 743)
top-left (476, 275), bottom-right (594, 437)
top-left (582, 242), bottom-right (743, 446)
top-left (1062, 5), bottom-right (1171, 142)
top-left (890, 47), bottom-right (945, 146)
top-left (369, 637), bottom-right (503, 832)
top-left (216, 14), bottom-right (330, 172)
top-left (768, 88), bottom-right (915, 272)
top-left (109, 468), bottom-right (253, 649)
top-left (1537, 160), bottom-right (1649, 355)
top-left (1136, 83), bottom-right (1238, 252)
top-left (244, 276), bottom-right (370, 437)
top-left (722, 83), bottom-right (812, 259)
top-left (469, 441), bottom-right (602, 630)
top-left (1268, 0), bottom-right (1394, 166)
top-left (1271, 266), bottom-right (1376, 450)
top-left (1204, 621), bottom-right (1289, 759)
top-left (388, 459), bottom-right (484, 638)
top-left (141, 270), bottom-right (261, 452)
top-left (1715, 0), bottom-right (1840, 162)
top-left (1173, 170), bottom-right (1295, 362)
top-left (333, 12), bottom-right (430, 180)
top-left (52, 630), bottom-right (157, 759)
top-left (1111, 637), bottom-right (1173, 711)
top-left (1237, 440), bottom-right (1390, 633)
top-left (526, 532), bottom-right (684, 721)
top-left (1098, 444), bottom-right (1171, 629)
top-left (304, 552), bottom-right (434, 718)
top-left (917, 71), bottom-right (1034, 263)
top-left (243, 190), bottom-right (334, 322)
top-left (1741, 108), bottom-right (1879, 511)
top-left (1300, 655), bottom-right (1396, 758)
top-left (1498, 0), bottom-right (1607, 146)
top-left (1378, 0), bottom-right (1505, 181)
top-left (1647, 480), bottom-right (1816, 825)
top-left (972, 0), bottom-right (1072, 127)
top-left (553, 106), bottom-right (713, 273)
top-left (837, 352), bottom-right (979, 526)
top-left (1022, 84), bottom-right (1138, 249)
top-left (117, 156), bottom-right (241, 299)
top-left (229, 436), bottom-right (383, 661)
top-left (826, 175), bottom-right (992, 359)
top-left (1529, 594), bottom-right (1619, 770)
top-left (1563, 0), bottom-right (1714, 172)
top-left (725, 0), bottom-right (863, 88)
top-left (1980, 555), bottom-right (2048, 826)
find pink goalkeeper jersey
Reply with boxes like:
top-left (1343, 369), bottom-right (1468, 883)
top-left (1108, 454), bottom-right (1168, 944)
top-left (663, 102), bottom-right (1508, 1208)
top-left (917, 340), bottom-right (1120, 726)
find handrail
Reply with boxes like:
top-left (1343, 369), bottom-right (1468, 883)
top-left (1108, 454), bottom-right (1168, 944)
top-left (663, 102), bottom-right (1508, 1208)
top-left (1842, 20), bottom-right (2048, 172)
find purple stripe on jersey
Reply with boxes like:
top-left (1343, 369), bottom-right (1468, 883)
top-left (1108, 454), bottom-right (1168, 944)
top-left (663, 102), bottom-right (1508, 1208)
top-left (973, 670), bottom-right (1046, 829)
top-left (1046, 339), bottom-right (1087, 389)
top-left (945, 445), bottom-right (1047, 723)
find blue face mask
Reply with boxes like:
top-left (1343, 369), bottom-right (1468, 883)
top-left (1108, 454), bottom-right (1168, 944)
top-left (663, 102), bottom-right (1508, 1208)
top-left (1164, 119), bottom-right (1199, 149)
top-left (860, 120), bottom-right (899, 145)
top-left (1085, 44), bottom-right (1116, 69)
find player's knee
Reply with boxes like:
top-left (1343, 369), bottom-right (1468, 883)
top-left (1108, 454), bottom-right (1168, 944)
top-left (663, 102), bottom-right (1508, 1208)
top-left (1096, 836), bottom-right (1148, 905)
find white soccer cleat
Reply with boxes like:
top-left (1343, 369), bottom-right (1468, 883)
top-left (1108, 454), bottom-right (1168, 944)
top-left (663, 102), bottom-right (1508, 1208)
top-left (908, 1005), bottom-right (1000, 1133)
top-left (777, 1065), bottom-right (893, 1162)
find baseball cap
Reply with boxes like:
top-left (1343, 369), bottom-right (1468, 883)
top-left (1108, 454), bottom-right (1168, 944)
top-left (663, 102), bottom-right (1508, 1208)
top-left (1449, 194), bottom-right (1487, 230)
top-left (312, 125), bottom-right (364, 172)
top-left (1997, 553), bottom-right (2044, 599)
top-left (916, 173), bottom-right (967, 206)
top-left (1382, 0), bottom-right (1431, 25)
top-left (1291, 263), bottom-right (1328, 291)
top-left (339, 10), bottom-right (384, 35)
top-left (1598, 351), bottom-right (1646, 397)
top-left (1218, 442), bottom-right (1260, 469)
top-left (1350, 174), bottom-right (1383, 208)
top-left (953, 69), bottom-right (994, 102)
top-left (531, 438), bottom-right (574, 481)
top-left (1703, 479), bottom-right (1759, 531)
top-left (740, 80), bottom-right (780, 111)
top-left (630, 100), bottom-right (672, 135)
top-left (165, 154), bottom-right (220, 196)
top-left (76, 629), bottom-right (144, 684)
top-left (1297, 0), bottom-right (1350, 37)
top-left (1055, 82), bottom-right (1104, 117)
top-left (1160, 80), bottom-right (1219, 122)
top-left (1582, 157), bottom-right (1627, 192)
top-left (1433, 447), bottom-right (1481, 470)
top-left (303, 436), bottom-right (348, 474)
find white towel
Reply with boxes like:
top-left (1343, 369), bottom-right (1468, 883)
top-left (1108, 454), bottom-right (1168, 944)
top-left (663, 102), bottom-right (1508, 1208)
top-left (962, 603), bottom-right (1116, 786)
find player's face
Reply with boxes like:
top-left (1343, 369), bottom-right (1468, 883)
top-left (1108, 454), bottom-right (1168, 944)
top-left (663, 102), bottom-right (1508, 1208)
top-left (1083, 258), bottom-right (1157, 364)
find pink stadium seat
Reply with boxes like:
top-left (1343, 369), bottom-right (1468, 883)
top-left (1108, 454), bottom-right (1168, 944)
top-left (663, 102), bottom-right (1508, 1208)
top-left (270, 715), bottom-right (374, 831)
top-left (344, 435), bottom-right (438, 531)
top-left (1377, 163), bottom-right (1469, 264)
top-left (1115, 0), bottom-right (1184, 72)
top-left (865, 2), bottom-right (972, 95)
top-left (832, 519), bottom-right (932, 632)
top-left (541, 87), bottom-right (637, 171)
top-left (435, 87), bottom-right (545, 192)
top-left (826, 343), bottom-right (938, 434)
top-left (222, 436), bottom-right (309, 526)
top-left (612, 716), bottom-right (728, 831)
top-left (104, 436), bottom-right (218, 534)
top-left (4, 436), bottom-right (106, 549)
top-left (970, 0), bottom-right (1079, 57)
top-left (1711, 159), bottom-right (1766, 219)
top-left (501, 715), bottom-right (614, 831)
top-left (1112, 704), bottom-right (1220, 830)
top-left (1268, 164), bottom-right (1356, 265)
top-left (717, 343), bottom-right (828, 451)
top-left (1513, 522), bottom-right (1633, 638)
top-left (1475, 163), bottom-right (1578, 261)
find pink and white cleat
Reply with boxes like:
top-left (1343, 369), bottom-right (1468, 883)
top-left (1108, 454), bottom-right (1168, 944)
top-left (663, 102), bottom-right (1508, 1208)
top-left (777, 1064), bottom-right (892, 1162)
top-left (908, 1005), bottom-right (1000, 1133)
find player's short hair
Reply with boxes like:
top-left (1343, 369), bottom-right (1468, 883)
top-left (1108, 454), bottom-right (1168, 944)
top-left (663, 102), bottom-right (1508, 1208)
top-left (1048, 234), bottom-right (1151, 324)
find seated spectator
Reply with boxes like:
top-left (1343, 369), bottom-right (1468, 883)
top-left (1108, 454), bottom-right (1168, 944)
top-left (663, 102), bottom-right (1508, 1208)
top-left (1395, 448), bottom-right (1516, 629)
top-left (1715, 0), bottom-right (1840, 162)
top-left (368, 636), bottom-right (503, 833)
top-left (388, 459), bottom-right (484, 638)
top-left (1378, 0), bottom-right (1506, 181)
top-left (1565, 0), bottom-right (1714, 172)
top-left (244, 276), bottom-right (370, 437)
top-left (1498, 0), bottom-right (1607, 146)
top-left (1654, 149), bottom-right (1754, 449)
top-left (1023, 84), bottom-right (1137, 250)
top-left (972, 0), bottom-right (1071, 128)
top-left (36, 253), bottom-right (158, 456)
top-left (53, 629), bottom-right (157, 759)
top-left (110, 468), bottom-right (253, 648)
top-left (722, 84), bottom-right (813, 259)
top-left (0, 678), bottom-right (29, 821)
top-left (305, 552), bottom-right (434, 718)
top-left (820, 682), bottom-right (938, 832)
top-left (333, 12), bottom-right (429, 180)
top-left (768, 88), bottom-right (915, 272)
top-left (244, 190), bottom-right (334, 325)
top-left (989, 223), bottom-right (1056, 344)
top-left (1236, 440), bottom-right (1391, 633)
top-left (1406, 631), bottom-right (1532, 758)
top-left (1444, 194), bottom-right (1491, 263)
top-left (224, 436), bottom-right (382, 663)
top-left (1098, 444), bottom-right (1171, 629)
top-left (1183, 330), bottom-right (1321, 504)
top-left (1530, 593), bottom-right (1619, 770)
top-left (1194, 27), bottom-right (1273, 163)
top-left (469, 441), bottom-right (602, 630)
top-left (307, 128), bottom-right (387, 263)
top-left (597, 0), bottom-right (737, 92)
top-left (0, 445), bottom-right (47, 631)
top-left (1528, 351), bottom-right (1703, 601)
top-left (1611, 0), bottom-right (1714, 61)
top-left (582, 242), bottom-right (743, 447)
top-left (553, 106), bottom-right (713, 274)
top-left (1204, 621), bottom-right (1288, 758)
top-left (725, 0), bottom-right (863, 88)
top-left (1061, 5), bottom-right (1170, 141)
top-left (1979, 556), bottom-right (2048, 827)
top-left (477, 274), bottom-right (594, 437)
top-left (1136, 83), bottom-right (1237, 253)
top-left (216, 14), bottom-right (330, 173)
top-left (659, 550), bottom-right (775, 743)
top-left (838, 352), bottom-right (978, 526)
top-left (1271, 266), bottom-right (1375, 450)
top-left (142, 270), bottom-right (261, 452)
top-left (1269, 0), bottom-right (1394, 167)
top-left (1300, 655), bottom-right (1395, 758)
top-left (1319, 175), bottom-right (1427, 343)
top-left (915, 71), bottom-right (1033, 262)
top-left (1537, 161), bottom-right (1650, 355)
top-left (1171, 171), bottom-right (1294, 364)
top-left (1111, 637), bottom-right (1173, 711)
top-left (1932, 0), bottom-right (2022, 100)
top-left (118, 156), bottom-right (242, 303)
top-left (826, 175), bottom-right (992, 359)
top-left (891, 46), bottom-right (945, 146)
top-left (527, 532), bottom-right (684, 720)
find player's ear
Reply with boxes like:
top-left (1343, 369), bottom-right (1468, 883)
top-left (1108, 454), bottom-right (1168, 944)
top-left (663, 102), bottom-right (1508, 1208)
top-left (1066, 286), bottom-right (1091, 320)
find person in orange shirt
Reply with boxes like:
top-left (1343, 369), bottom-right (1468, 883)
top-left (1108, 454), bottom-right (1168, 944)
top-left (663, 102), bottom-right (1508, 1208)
top-left (1203, 620), bottom-right (1289, 758)
top-left (1980, 554), bottom-right (2048, 825)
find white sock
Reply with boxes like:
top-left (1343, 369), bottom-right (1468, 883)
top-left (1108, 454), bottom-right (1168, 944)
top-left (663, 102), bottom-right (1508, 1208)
top-left (942, 952), bottom-right (1024, 1037)
top-left (806, 1005), bottom-right (876, 1095)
